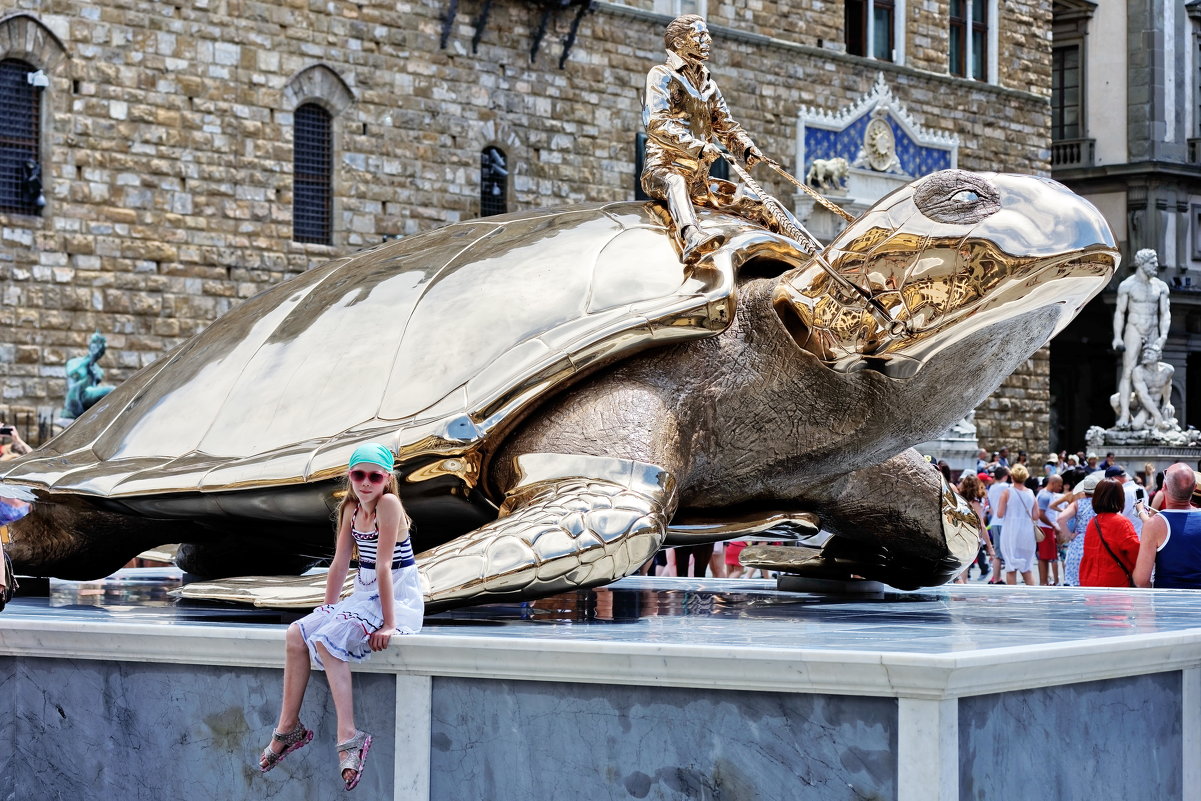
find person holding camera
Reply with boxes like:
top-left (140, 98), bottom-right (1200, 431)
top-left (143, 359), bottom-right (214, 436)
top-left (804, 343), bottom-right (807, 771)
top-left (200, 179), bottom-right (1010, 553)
top-left (0, 422), bottom-right (29, 611)
top-left (0, 423), bottom-right (32, 461)
top-left (1134, 463), bottom-right (1201, 588)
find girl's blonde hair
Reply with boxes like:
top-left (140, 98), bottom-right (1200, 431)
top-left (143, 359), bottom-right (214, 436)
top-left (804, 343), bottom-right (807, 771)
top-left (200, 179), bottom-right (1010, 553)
top-left (1009, 463), bottom-right (1029, 484)
top-left (335, 470), bottom-right (412, 532)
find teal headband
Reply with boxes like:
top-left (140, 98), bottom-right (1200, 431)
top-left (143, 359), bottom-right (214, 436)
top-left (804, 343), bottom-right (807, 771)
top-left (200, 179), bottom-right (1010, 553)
top-left (348, 443), bottom-right (394, 473)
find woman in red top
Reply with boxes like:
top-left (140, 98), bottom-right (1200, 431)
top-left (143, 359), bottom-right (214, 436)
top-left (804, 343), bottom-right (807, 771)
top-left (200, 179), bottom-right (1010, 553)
top-left (1079, 478), bottom-right (1141, 587)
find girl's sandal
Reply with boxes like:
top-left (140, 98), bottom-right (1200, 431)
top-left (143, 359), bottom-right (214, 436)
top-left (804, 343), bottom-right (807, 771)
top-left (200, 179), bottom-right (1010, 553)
top-left (336, 730), bottom-right (373, 791)
top-left (259, 721), bottom-right (314, 773)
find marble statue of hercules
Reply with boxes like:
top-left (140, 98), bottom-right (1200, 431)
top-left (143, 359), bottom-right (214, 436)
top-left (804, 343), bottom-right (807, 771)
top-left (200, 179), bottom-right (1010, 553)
top-left (641, 15), bottom-right (798, 260)
top-left (1112, 248), bottom-right (1171, 429)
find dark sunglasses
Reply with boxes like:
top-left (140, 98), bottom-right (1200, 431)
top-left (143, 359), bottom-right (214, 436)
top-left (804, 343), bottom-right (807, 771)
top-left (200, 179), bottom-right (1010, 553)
top-left (349, 469), bottom-right (389, 485)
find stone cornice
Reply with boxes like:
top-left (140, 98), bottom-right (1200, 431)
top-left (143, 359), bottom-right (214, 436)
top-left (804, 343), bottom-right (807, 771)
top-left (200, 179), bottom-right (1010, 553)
top-left (596, 1), bottom-right (1047, 106)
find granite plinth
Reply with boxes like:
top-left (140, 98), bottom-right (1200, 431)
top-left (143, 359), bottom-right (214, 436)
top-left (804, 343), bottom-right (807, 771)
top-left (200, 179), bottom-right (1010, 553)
top-left (1092, 445), bottom-right (1201, 477)
top-left (3, 571), bottom-right (1201, 801)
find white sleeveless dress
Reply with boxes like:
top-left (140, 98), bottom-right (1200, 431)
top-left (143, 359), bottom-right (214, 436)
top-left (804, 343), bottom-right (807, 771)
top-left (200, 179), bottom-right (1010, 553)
top-left (296, 510), bottom-right (425, 667)
top-left (999, 486), bottom-right (1038, 574)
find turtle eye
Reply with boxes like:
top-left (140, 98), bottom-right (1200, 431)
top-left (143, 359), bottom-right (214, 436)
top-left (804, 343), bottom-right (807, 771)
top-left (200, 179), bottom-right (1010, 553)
top-left (913, 170), bottom-right (1001, 225)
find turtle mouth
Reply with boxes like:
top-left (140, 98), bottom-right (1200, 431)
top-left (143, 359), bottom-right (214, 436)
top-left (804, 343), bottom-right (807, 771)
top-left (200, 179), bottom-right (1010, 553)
top-left (893, 244), bottom-right (1119, 340)
top-left (772, 242), bottom-right (1119, 377)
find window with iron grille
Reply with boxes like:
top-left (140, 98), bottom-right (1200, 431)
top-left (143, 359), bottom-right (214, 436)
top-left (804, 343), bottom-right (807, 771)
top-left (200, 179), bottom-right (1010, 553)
top-left (0, 59), bottom-right (44, 216)
top-left (480, 147), bottom-right (509, 217)
top-left (293, 103), bottom-right (332, 244)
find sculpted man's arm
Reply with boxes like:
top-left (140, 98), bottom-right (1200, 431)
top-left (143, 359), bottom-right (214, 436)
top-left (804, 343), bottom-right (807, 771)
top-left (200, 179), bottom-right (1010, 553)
top-left (709, 83), bottom-right (758, 164)
top-left (1112, 282), bottom-right (1128, 351)
top-left (644, 67), bottom-right (708, 159)
top-left (1156, 282), bottom-right (1171, 350)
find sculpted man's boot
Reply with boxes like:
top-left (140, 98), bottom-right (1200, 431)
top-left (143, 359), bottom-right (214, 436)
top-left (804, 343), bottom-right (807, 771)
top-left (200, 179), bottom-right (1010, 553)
top-left (680, 224), bottom-right (726, 262)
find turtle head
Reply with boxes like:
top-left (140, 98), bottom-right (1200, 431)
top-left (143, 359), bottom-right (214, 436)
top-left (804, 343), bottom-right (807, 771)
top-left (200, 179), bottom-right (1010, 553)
top-left (773, 169), bottom-right (1119, 377)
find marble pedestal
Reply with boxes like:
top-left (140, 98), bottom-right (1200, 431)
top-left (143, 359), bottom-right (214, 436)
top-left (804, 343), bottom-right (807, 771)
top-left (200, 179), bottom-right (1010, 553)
top-left (913, 433), bottom-right (980, 472)
top-left (1096, 445), bottom-right (1201, 477)
top-left (3, 572), bottom-right (1201, 801)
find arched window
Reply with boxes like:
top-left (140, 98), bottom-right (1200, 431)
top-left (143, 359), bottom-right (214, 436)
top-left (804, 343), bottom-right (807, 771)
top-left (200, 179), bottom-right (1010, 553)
top-left (0, 59), bottom-right (45, 215)
top-left (293, 103), bottom-right (332, 244)
top-left (480, 146), bottom-right (508, 217)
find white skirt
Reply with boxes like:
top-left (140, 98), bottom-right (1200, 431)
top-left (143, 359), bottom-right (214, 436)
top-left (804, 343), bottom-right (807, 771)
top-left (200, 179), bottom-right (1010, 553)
top-left (296, 564), bottom-right (424, 668)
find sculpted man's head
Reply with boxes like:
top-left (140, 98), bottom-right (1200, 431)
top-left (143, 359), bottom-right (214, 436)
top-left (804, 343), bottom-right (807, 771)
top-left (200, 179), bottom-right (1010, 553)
top-left (1135, 248), bottom-right (1159, 276)
top-left (665, 14), bottom-right (710, 62)
top-left (1141, 344), bottom-right (1162, 366)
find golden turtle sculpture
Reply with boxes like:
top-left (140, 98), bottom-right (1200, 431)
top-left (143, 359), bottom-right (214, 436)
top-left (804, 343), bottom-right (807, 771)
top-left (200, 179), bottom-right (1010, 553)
top-left (1, 170), bottom-right (1117, 611)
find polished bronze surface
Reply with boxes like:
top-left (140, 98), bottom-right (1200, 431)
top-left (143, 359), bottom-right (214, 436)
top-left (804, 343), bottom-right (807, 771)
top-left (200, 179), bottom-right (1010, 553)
top-left (773, 170), bottom-right (1118, 378)
top-left (3, 167), bottom-right (1117, 608)
top-left (1, 203), bottom-right (751, 507)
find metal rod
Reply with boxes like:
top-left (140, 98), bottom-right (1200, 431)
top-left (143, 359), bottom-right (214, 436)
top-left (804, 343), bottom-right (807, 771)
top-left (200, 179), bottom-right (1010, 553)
top-left (763, 159), bottom-right (855, 223)
top-left (720, 153), bottom-right (909, 337)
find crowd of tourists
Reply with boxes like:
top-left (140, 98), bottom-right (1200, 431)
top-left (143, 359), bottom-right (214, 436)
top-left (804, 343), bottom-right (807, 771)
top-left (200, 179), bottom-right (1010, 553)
top-left (947, 447), bottom-right (1201, 589)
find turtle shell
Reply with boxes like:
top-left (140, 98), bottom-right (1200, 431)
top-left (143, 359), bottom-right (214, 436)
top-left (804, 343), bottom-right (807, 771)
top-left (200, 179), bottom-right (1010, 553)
top-left (2, 202), bottom-right (795, 514)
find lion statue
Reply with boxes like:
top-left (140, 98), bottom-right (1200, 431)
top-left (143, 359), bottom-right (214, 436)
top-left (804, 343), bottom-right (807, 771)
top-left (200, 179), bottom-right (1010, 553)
top-left (805, 157), bottom-right (850, 191)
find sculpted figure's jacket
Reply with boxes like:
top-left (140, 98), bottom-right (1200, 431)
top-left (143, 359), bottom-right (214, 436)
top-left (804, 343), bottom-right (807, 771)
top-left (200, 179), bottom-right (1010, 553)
top-left (641, 51), bottom-right (757, 192)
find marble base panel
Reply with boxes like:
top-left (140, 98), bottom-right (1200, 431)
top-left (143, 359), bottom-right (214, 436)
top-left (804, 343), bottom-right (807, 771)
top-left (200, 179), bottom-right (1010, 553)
top-left (959, 673), bottom-right (1183, 801)
top-left (6, 577), bottom-right (1201, 800)
top-left (0, 656), bottom-right (396, 801)
top-left (430, 678), bottom-right (897, 801)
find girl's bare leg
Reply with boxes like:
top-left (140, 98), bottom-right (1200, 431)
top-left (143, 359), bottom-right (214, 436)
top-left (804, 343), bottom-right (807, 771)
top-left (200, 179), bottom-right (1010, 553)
top-left (1038, 560), bottom-right (1049, 586)
top-left (1022, 570), bottom-right (1036, 586)
top-left (261, 623), bottom-right (312, 766)
top-left (315, 642), bottom-right (359, 782)
top-left (1005, 570), bottom-right (1017, 585)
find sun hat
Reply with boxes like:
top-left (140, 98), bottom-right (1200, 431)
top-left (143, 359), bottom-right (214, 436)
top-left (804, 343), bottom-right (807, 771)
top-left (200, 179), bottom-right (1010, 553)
top-left (1079, 472), bottom-right (1101, 495)
top-left (348, 442), bottom-right (394, 472)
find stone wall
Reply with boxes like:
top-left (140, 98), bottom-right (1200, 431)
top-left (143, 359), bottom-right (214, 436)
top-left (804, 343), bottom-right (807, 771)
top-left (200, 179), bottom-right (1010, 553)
top-left (975, 346), bottom-right (1052, 461)
top-left (0, 0), bottom-right (1052, 454)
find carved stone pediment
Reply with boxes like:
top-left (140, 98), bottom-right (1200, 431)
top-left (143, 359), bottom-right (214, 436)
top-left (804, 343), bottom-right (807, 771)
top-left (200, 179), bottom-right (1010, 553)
top-left (793, 74), bottom-right (959, 239)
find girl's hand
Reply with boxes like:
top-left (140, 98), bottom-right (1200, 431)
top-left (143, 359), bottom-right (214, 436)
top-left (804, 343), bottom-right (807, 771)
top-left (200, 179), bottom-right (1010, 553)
top-left (369, 627), bottom-right (397, 651)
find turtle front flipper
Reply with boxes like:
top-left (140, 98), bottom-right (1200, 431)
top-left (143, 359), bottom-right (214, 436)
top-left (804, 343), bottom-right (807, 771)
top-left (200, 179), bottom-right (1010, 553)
top-left (417, 453), bottom-right (676, 613)
top-left (743, 449), bottom-right (979, 590)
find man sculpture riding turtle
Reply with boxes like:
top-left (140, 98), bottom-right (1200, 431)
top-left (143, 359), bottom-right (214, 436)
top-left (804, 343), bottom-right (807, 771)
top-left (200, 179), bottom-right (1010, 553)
top-left (642, 14), bottom-right (809, 261)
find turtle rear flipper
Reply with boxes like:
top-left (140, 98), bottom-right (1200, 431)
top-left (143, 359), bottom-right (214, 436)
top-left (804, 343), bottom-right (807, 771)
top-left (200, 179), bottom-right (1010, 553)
top-left (751, 450), bottom-right (978, 590)
top-left (418, 453), bottom-right (676, 613)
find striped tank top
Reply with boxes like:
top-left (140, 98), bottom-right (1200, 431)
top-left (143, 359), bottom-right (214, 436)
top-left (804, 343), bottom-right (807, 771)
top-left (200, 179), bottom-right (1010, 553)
top-left (352, 505), bottom-right (416, 569)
